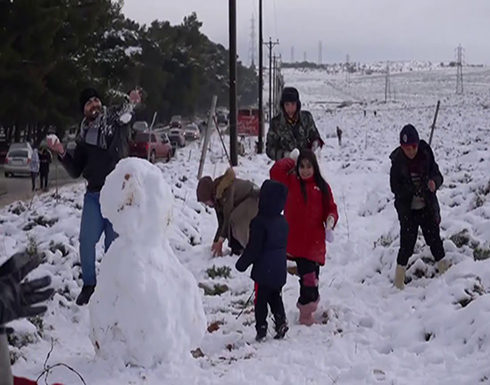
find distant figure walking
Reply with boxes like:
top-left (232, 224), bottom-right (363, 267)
top-left (39, 148), bottom-right (52, 191)
top-left (30, 147), bottom-right (40, 191)
top-left (336, 126), bottom-right (343, 147)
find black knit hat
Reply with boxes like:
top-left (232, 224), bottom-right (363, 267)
top-left (79, 88), bottom-right (101, 113)
top-left (280, 87), bottom-right (301, 110)
top-left (400, 124), bottom-right (420, 146)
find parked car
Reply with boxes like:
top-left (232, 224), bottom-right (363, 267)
top-left (168, 128), bottom-right (186, 148)
top-left (183, 123), bottom-right (201, 141)
top-left (170, 115), bottom-right (183, 128)
top-left (4, 147), bottom-right (33, 177)
top-left (129, 131), bottom-right (173, 163)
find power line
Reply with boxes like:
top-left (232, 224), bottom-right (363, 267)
top-left (272, 0), bottom-right (279, 43)
top-left (249, 14), bottom-right (256, 68)
top-left (456, 44), bottom-right (464, 95)
top-left (346, 54), bottom-right (351, 83)
top-left (384, 61), bottom-right (392, 103)
top-left (264, 38), bottom-right (279, 123)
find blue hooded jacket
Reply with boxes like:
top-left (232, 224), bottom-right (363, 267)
top-left (235, 179), bottom-right (289, 289)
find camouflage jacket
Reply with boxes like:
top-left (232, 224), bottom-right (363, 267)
top-left (266, 110), bottom-right (323, 161)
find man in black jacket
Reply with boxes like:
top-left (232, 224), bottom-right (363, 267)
top-left (390, 124), bottom-right (449, 290)
top-left (236, 179), bottom-right (289, 342)
top-left (47, 87), bottom-right (141, 305)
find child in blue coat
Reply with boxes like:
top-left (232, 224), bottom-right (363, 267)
top-left (236, 179), bottom-right (289, 341)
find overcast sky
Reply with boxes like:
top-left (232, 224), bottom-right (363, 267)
top-left (123, 0), bottom-right (490, 65)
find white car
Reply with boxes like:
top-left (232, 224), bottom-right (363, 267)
top-left (4, 146), bottom-right (33, 177)
top-left (183, 124), bottom-right (201, 141)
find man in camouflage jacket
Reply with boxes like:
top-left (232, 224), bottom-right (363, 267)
top-left (266, 87), bottom-right (324, 161)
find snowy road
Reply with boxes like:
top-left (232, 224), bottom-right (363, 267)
top-left (3, 66), bottom-right (490, 385)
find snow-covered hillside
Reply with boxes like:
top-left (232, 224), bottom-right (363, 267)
top-left (2, 66), bottom-right (490, 384)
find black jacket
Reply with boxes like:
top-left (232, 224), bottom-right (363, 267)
top-left (59, 105), bottom-right (131, 192)
top-left (389, 140), bottom-right (443, 222)
top-left (235, 179), bottom-right (289, 289)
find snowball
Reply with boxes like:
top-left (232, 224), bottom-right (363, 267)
top-left (89, 158), bottom-right (207, 368)
top-left (119, 112), bottom-right (132, 124)
top-left (46, 134), bottom-right (60, 145)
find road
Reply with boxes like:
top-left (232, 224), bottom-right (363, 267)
top-left (0, 161), bottom-right (80, 208)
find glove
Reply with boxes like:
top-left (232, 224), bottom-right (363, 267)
top-left (326, 215), bottom-right (335, 231)
top-left (289, 148), bottom-right (300, 163)
top-left (0, 252), bottom-right (54, 330)
top-left (325, 229), bottom-right (335, 243)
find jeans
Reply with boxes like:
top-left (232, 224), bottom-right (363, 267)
top-left (40, 171), bottom-right (49, 189)
top-left (79, 192), bottom-right (117, 286)
top-left (31, 172), bottom-right (38, 191)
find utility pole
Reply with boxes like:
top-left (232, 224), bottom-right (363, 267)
top-left (291, 46), bottom-right (295, 63)
top-left (258, 0), bottom-right (264, 153)
top-left (272, 55), bottom-right (277, 117)
top-left (456, 44), bottom-right (464, 95)
top-left (346, 54), bottom-right (351, 83)
top-left (384, 61), bottom-right (391, 103)
top-left (229, 0), bottom-right (238, 166)
top-left (249, 14), bottom-right (256, 68)
top-left (264, 37), bottom-right (279, 124)
top-left (303, 51), bottom-right (307, 62)
top-left (318, 41), bottom-right (323, 65)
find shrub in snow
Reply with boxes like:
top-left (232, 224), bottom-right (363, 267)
top-left (89, 158), bottom-right (206, 368)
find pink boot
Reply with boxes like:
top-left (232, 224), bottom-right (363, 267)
top-left (297, 298), bottom-right (319, 326)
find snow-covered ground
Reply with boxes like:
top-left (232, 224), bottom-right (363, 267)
top-left (2, 66), bottom-right (490, 384)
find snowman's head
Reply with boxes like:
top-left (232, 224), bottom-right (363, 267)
top-left (100, 158), bottom-right (173, 241)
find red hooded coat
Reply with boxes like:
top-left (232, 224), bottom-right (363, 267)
top-left (270, 158), bottom-right (338, 265)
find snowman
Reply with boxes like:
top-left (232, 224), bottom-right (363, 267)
top-left (89, 157), bottom-right (206, 368)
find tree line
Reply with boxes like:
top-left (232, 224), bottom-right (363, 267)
top-left (0, 0), bottom-right (258, 145)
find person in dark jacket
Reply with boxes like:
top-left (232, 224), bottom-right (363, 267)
top-left (266, 87), bottom-right (324, 161)
top-left (39, 148), bottom-right (52, 191)
top-left (390, 124), bottom-right (448, 290)
top-left (47, 87), bottom-right (141, 306)
top-left (236, 179), bottom-right (289, 342)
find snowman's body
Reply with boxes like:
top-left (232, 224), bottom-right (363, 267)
top-left (89, 158), bottom-right (206, 368)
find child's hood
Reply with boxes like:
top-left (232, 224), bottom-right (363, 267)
top-left (259, 180), bottom-right (288, 216)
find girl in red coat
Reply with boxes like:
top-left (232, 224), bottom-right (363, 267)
top-left (270, 149), bottom-right (339, 326)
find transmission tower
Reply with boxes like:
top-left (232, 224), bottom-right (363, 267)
top-left (249, 14), bottom-right (257, 68)
top-left (318, 41), bottom-right (323, 65)
top-left (291, 46), bottom-right (295, 63)
top-left (384, 61), bottom-right (391, 103)
top-left (456, 44), bottom-right (464, 94)
top-left (346, 54), bottom-right (351, 83)
top-left (303, 51), bottom-right (307, 62)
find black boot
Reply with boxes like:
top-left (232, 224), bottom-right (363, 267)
top-left (229, 235), bottom-right (244, 256)
top-left (76, 285), bottom-right (96, 306)
top-left (255, 325), bottom-right (267, 342)
top-left (274, 321), bottom-right (289, 340)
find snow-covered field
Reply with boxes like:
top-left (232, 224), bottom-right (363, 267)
top-left (2, 66), bottom-right (490, 384)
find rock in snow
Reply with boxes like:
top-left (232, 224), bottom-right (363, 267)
top-left (89, 158), bottom-right (206, 368)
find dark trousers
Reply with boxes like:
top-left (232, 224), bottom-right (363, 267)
top-left (30, 172), bottom-right (38, 191)
top-left (40, 172), bottom-right (49, 189)
top-left (254, 284), bottom-right (286, 332)
top-left (397, 207), bottom-right (445, 266)
top-left (296, 258), bottom-right (320, 305)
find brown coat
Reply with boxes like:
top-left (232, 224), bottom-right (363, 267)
top-left (213, 169), bottom-right (259, 242)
